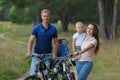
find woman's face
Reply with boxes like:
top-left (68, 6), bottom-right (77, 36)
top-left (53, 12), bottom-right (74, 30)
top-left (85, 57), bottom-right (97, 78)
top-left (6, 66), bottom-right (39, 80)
top-left (86, 24), bottom-right (94, 35)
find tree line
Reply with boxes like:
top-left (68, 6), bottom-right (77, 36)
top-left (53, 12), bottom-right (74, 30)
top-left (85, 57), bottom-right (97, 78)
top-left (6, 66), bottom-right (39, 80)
top-left (0, 0), bottom-right (120, 43)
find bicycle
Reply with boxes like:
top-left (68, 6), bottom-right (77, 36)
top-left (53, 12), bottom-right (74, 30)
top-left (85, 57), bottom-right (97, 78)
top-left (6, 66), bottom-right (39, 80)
top-left (24, 54), bottom-right (58, 80)
top-left (53, 54), bottom-right (76, 80)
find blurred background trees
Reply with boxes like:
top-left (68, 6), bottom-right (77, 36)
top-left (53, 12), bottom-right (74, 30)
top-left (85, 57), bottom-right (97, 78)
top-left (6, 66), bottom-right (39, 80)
top-left (0, 0), bottom-right (120, 43)
top-left (98, 0), bottom-right (119, 42)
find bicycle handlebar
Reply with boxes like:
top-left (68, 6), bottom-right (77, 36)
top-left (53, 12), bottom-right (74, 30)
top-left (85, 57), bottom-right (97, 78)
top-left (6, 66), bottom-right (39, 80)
top-left (53, 54), bottom-right (74, 60)
top-left (26, 54), bottom-right (45, 59)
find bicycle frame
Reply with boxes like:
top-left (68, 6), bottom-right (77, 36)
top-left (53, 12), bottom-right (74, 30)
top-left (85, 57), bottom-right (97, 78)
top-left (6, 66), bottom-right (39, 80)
top-left (53, 54), bottom-right (75, 80)
top-left (24, 54), bottom-right (59, 80)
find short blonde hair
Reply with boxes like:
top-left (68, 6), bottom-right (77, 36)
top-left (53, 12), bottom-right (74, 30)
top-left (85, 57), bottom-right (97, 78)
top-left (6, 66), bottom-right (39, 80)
top-left (41, 9), bottom-right (50, 16)
top-left (75, 22), bottom-right (84, 27)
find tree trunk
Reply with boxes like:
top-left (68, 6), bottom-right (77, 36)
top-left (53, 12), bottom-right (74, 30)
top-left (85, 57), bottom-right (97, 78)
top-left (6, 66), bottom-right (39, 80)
top-left (61, 20), bottom-right (69, 31)
top-left (97, 0), bottom-right (117, 43)
top-left (104, 1), bottom-right (113, 40)
top-left (61, 11), bottom-right (69, 31)
top-left (33, 9), bottom-right (41, 25)
top-left (111, 0), bottom-right (118, 43)
top-left (98, 0), bottom-right (109, 42)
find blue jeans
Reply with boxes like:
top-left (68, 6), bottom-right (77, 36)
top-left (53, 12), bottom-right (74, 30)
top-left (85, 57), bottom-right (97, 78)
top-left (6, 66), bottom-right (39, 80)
top-left (76, 61), bottom-right (93, 80)
top-left (29, 53), bottom-right (52, 76)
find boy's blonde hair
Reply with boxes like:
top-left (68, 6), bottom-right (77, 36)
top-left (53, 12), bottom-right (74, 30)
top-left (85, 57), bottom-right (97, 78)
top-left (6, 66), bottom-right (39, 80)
top-left (75, 22), bottom-right (84, 28)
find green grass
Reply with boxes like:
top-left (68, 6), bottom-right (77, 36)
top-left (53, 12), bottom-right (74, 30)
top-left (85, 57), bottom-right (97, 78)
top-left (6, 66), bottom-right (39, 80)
top-left (88, 43), bottom-right (120, 80)
top-left (0, 40), bottom-right (31, 80)
top-left (0, 22), bottom-right (31, 80)
top-left (0, 21), bottom-right (120, 80)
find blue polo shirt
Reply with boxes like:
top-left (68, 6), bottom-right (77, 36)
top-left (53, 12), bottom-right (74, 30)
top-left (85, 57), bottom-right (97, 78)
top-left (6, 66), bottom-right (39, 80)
top-left (32, 23), bottom-right (58, 54)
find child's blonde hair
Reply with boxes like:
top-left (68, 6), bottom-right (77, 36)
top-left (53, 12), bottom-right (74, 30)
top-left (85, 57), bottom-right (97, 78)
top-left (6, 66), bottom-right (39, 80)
top-left (75, 22), bottom-right (84, 28)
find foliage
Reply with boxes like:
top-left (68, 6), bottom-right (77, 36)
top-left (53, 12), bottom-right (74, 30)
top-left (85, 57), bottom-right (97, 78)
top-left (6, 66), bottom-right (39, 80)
top-left (0, 0), bottom-right (45, 24)
top-left (50, 0), bottom-right (98, 23)
top-left (7, 6), bottom-right (32, 24)
top-left (47, 0), bottom-right (98, 31)
top-left (0, 0), bottom-right (98, 24)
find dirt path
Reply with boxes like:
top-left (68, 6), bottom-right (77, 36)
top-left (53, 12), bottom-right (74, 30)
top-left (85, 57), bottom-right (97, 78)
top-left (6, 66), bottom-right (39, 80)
top-left (0, 32), bottom-right (10, 40)
top-left (15, 71), bottom-right (29, 80)
top-left (0, 32), bottom-right (27, 45)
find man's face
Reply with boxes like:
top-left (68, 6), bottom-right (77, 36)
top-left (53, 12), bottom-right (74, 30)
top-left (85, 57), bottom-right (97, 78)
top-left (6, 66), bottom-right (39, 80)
top-left (41, 12), bottom-right (50, 23)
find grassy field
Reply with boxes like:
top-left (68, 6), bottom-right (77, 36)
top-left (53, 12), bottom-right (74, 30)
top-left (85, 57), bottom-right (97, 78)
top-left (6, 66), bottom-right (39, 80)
top-left (0, 22), bottom-right (120, 80)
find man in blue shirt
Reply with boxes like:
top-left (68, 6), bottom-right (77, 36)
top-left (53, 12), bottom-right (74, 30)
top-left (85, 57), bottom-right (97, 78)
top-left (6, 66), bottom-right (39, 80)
top-left (26, 9), bottom-right (59, 76)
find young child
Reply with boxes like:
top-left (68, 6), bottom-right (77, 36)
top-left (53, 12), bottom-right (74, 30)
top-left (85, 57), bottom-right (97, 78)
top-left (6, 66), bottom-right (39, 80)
top-left (72, 22), bottom-right (86, 52)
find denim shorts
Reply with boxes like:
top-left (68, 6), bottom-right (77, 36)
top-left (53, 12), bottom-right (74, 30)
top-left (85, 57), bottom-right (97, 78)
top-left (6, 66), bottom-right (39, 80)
top-left (29, 53), bottom-right (52, 76)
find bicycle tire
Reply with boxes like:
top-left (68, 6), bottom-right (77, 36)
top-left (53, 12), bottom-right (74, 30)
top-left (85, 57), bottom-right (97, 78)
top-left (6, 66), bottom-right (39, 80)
top-left (60, 72), bottom-right (75, 80)
top-left (24, 75), bottom-right (41, 80)
top-left (68, 72), bottom-right (75, 80)
top-left (51, 73), bottom-right (58, 80)
top-left (60, 73), bottom-right (68, 80)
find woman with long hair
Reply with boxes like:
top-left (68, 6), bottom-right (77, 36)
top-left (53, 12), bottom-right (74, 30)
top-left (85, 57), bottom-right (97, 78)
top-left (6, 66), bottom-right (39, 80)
top-left (73, 23), bottom-right (100, 80)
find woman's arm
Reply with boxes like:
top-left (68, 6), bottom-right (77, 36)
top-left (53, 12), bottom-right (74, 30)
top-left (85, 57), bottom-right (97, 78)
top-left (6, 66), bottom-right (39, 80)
top-left (78, 43), bottom-right (95, 54)
top-left (74, 43), bottom-right (95, 60)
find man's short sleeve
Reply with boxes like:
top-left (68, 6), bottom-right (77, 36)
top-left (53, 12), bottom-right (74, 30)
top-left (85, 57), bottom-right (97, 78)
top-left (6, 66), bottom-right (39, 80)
top-left (31, 26), bottom-right (38, 37)
top-left (53, 28), bottom-right (58, 38)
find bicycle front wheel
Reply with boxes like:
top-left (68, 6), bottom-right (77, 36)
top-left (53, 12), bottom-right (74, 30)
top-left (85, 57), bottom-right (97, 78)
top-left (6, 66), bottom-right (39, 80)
top-left (68, 72), bottom-right (75, 80)
top-left (60, 73), bottom-right (68, 80)
top-left (51, 73), bottom-right (58, 80)
top-left (60, 72), bottom-right (75, 80)
top-left (24, 75), bottom-right (41, 80)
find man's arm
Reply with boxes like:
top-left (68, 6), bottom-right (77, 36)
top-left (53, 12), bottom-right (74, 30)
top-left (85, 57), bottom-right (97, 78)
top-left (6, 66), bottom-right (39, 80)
top-left (26, 35), bottom-right (36, 57)
top-left (53, 38), bottom-right (59, 57)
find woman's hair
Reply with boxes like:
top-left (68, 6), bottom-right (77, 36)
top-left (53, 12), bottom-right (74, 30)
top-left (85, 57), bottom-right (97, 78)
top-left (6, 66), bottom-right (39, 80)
top-left (90, 23), bottom-right (100, 55)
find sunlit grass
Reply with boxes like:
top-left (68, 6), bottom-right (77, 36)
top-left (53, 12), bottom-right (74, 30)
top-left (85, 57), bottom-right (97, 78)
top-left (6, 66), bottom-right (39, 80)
top-left (0, 21), bottom-right (33, 42)
top-left (88, 43), bottom-right (120, 80)
top-left (0, 40), bottom-right (31, 80)
top-left (0, 22), bottom-right (31, 80)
